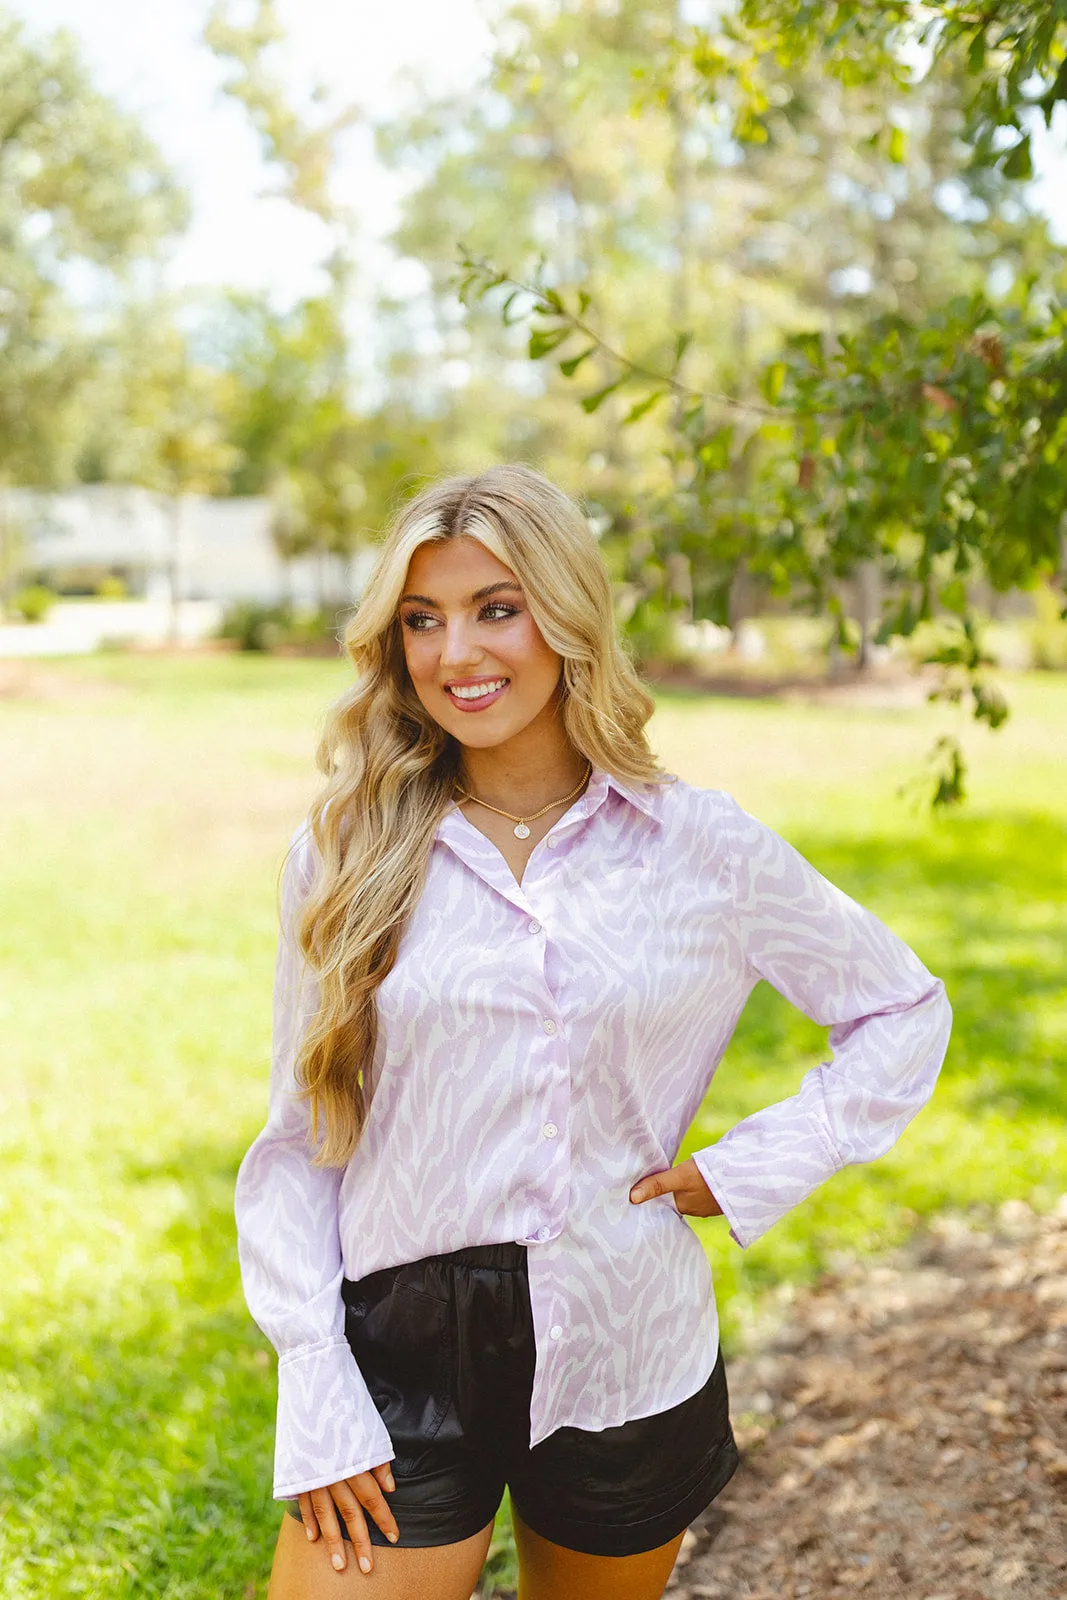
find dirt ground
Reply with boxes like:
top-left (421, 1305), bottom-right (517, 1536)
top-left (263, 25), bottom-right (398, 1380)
top-left (666, 1199), bottom-right (1067, 1600)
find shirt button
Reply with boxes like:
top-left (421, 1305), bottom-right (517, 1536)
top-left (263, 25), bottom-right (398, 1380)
top-left (541, 1018), bottom-right (556, 1035)
top-left (537, 1226), bottom-right (552, 1242)
top-left (542, 1122), bottom-right (558, 1139)
top-left (546, 836), bottom-right (558, 848)
top-left (549, 1324), bottom-right (563, 1340)
top-left (528, 919), bottom-right (542, 935)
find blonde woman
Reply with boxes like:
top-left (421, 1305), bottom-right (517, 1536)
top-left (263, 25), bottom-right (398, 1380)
top-left (236, 464), bottom-right (952, 1600)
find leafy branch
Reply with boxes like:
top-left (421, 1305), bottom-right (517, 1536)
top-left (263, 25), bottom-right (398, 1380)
top-left (454, 248), bottom-right (780, 422)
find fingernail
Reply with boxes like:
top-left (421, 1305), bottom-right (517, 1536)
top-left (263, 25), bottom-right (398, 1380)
top-left (358, 1555), bottom-right (372, 1573)
top-left (387, 1530), bottom-right (399, 1543)
top-left (332, 1553), bottom-right (345, 1571)
top-left (306, 1525), bottom-right (314, 1540)
top-left (385, 1475), bottom-right (395, 1491)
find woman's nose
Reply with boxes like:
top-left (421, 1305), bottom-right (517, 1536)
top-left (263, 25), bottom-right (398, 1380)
top-left (438, 619), bottom-right (481, 670)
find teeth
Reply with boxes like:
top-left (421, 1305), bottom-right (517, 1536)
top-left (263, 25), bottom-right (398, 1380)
top-left (448, 678), bottom-right (508, 700)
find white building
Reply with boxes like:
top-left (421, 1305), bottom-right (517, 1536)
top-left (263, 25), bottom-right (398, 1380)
top-left (5, 484), bottom-right (365, 607)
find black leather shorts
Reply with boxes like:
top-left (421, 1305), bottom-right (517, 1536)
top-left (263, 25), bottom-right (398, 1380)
top-left (284, 1240), bottom-right (740, 1557)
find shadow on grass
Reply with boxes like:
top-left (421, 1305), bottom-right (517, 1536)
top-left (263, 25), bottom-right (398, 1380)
top-left (1, 1134), bottom-right (514, 1600)
top-left (0, 1140), bottom-right (279, 1600)
top-left (767, 811), bottom-right (1067, 1120)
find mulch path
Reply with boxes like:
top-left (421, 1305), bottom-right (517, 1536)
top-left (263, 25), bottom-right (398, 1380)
top-left (668, 1199), bottom-right (1067, 1600)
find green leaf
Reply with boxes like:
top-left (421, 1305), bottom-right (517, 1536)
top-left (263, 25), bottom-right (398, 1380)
top-left (939, 578), bottom-right (967, 615)
top-left (888, 124), bottom-right (907, 164)
top-left (762, 361), bottom-right (787, 405)
top-left (559, 345), bottom-right (597, 378)
top-left (528, 325), bottom-right (571, 360)
top-left (623, 391), bottom-right (668, 425)
top-left (581, 377), bottom-right (626, 414)
top-left (1002, 136), bottom-right (1033, 181)
top-left (973, 680), bottom-right (1009, 730)
top-left (1039, 57), bottom-right (1067, 125)
top-left (501, 290), bottom-right (527, 326)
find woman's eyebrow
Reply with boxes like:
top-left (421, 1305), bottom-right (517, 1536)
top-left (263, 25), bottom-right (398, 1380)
top-left (398, 581), bottom-right (524, 606)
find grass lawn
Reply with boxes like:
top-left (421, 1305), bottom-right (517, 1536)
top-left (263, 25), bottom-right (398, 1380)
top-left (0, 654), bottom-right (1064, 1598)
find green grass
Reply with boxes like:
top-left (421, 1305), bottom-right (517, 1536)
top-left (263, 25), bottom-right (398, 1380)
top-left (0, 654), bottom-right (1064, 1598)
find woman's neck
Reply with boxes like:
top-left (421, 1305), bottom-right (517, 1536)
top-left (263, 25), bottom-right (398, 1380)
top-left (457, 733), bottom-right (589, 815)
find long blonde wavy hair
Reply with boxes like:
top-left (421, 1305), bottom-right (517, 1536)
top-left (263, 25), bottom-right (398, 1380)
top-left (294, 462), bottom-right (669, 1166)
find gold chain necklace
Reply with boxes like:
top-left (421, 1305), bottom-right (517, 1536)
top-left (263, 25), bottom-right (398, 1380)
top-left (453, 762), bottom-right (592, 839)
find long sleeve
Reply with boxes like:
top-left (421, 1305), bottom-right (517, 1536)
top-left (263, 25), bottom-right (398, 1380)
top-left (234, 825), bottom-right (394, 1499)
top-left (692, 795), bottom-right (952, 1250)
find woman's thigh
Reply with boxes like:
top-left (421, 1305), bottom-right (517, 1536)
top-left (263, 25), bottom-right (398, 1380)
top-left (266, 1511), bottom-right (494, 1600)
top-left (512, 1507), bottom-right (685, 1600)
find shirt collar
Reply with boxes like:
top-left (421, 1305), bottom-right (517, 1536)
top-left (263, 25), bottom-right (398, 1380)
top-left (595, 765), bottom-right (671, 828)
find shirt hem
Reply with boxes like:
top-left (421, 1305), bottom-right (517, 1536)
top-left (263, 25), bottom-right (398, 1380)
top-left (528, 1336), bottom-right (722, 1450)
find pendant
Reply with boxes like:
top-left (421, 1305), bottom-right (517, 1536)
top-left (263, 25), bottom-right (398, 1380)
top-left (514, 822), bottom-right (531, 839)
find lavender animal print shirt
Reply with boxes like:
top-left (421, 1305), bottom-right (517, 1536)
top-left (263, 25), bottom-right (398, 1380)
top-left (235, 766), bottom-right (951, 1499)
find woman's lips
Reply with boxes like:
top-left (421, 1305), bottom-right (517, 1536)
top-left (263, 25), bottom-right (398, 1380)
top-left (443, 678), bottom-right (510, 712)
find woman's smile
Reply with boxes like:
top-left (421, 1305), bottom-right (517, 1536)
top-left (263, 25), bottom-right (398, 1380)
top-left (443, 675), bottom-right (511, 710)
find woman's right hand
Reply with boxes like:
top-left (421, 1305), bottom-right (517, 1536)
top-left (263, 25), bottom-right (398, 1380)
top-left (299, 1461), bottom-right (399, 1576)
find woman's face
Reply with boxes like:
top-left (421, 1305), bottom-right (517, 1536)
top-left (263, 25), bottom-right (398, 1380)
top-left (397, 535), bottom-right (564, 751)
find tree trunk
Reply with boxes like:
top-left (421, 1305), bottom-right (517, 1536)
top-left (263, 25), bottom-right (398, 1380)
top-left (168, 495), bottom-right (184, 646)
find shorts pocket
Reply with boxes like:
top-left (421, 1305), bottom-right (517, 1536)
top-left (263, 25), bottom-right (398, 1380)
top-left (344, 1281), bottom-right (454, 1469)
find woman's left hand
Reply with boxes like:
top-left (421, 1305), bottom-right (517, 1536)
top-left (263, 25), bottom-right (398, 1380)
top-left (629, 1158), bottom-right (724, 1217)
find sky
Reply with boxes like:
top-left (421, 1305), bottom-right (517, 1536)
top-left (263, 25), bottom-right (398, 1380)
top-left (10, 0), bottom-right (1067, 311)
top-left (13, 0), bottom-right (496, 305)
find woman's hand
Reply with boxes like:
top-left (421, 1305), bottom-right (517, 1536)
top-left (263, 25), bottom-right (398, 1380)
top-left (299, 1461), bottom-right (399, 1576)
top-left (630, 1158), bottom-right (724, 1218)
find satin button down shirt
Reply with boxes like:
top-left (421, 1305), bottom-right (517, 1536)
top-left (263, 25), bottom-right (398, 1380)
top-left (235, 767), bottom-right (952, 1499)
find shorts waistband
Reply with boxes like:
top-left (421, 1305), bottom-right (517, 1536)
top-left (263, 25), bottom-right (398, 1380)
top-left (442, 1241), bottom-right (528, 1270)
top-left (342, 1240), bottom-right (528, 1301)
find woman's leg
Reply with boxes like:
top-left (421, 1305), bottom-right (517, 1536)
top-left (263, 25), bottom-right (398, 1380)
top-left (266, 1511), bottom-right (495, 1600)
top-left (512, 1506), bottom-right (685, 1600)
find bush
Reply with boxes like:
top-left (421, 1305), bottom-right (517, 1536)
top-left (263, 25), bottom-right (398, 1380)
top-left (1030, 583), bottom-right (1067, 671)
top-left (623, 602), bottom-right (694, 670)
top-left (95, 574), bottom-right (128, 600)
top-left (216, 600), bottom-right (293, 652)
top-left (12, 584), bottom-right (57, 623)
top-left (216, 600), bottom-right (343, 654)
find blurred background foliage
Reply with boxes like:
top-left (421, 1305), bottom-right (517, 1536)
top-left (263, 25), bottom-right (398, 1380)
top-left (1, 0), bottom-right (1065, 800)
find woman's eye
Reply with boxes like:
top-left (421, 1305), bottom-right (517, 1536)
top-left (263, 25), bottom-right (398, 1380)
top-left (401, 604), bottom-right (518, 632)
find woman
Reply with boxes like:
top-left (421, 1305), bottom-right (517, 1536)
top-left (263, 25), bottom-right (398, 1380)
top-left (236, 464), bottom-right (952, 1600)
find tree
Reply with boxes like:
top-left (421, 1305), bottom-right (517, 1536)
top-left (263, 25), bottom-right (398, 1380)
top-left (204, 1), bottom-right (379, 593)
top-left (454, 0), bottom-right (1067, 802)
top-left (75, 304), bottom-right (241, 636)
top-left (0, 11), bottom-right (186, 490)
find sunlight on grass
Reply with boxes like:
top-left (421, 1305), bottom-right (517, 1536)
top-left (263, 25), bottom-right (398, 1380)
top-left (0, 656), bottom-right (1064, 1597)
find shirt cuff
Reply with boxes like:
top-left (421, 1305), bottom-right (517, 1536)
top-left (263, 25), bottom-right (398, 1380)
top-left (273, 1335), bottom-right (395, 1500)
top-left (692, 1106), bottom-right (842, 1251)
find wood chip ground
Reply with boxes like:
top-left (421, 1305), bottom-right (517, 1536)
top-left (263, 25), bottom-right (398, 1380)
top-left (669, 1199), bottom-right (1067, 1600)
